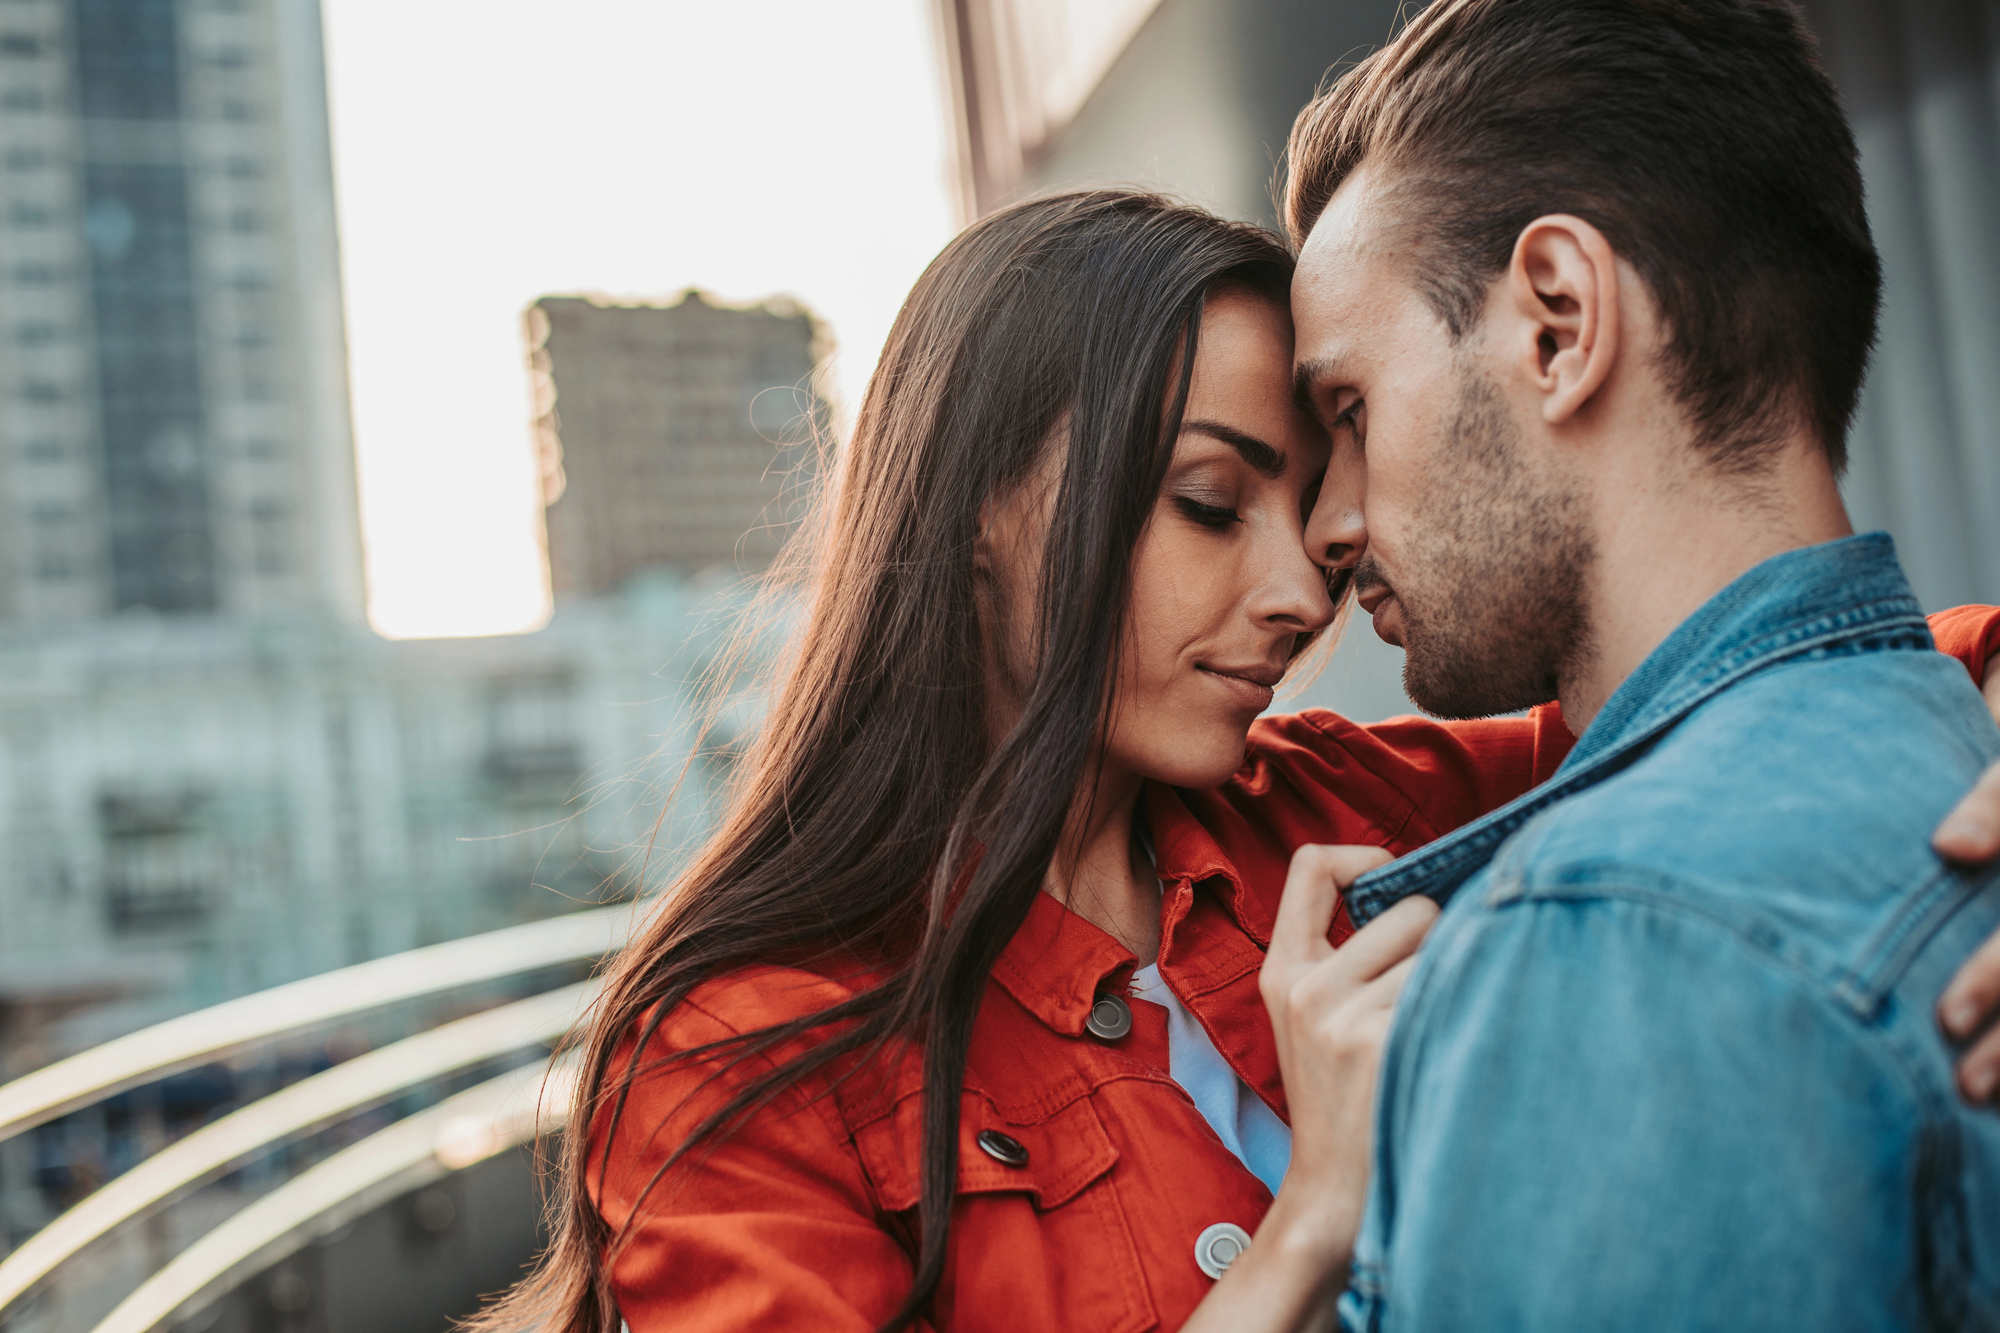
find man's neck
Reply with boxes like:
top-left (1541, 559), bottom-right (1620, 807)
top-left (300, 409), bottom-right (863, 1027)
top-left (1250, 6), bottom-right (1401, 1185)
top-left (1558, 437), bottom-right (1853, 733)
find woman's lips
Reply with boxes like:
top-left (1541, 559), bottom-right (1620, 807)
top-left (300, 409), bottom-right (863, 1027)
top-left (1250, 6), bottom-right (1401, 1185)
top-left (1197, 664), bottom-right (1280, 711)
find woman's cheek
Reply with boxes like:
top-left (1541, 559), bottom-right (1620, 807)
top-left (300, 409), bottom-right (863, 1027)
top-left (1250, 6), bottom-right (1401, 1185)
top-left (1114, 524), bottom-right (1250, 785)
top-left (1132, 657), bottom-right (1258, 788)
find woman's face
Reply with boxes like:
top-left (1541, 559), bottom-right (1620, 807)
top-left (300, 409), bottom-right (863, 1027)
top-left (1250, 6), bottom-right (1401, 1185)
top-left (978, 290), bottom-right (1336, 791)
top-left (1108, 290), bottom-right (1335, 789)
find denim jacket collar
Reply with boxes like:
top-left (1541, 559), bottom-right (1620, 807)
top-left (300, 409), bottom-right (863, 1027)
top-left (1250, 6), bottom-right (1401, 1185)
top-left (1343, 533), bottom-right (1930, 926)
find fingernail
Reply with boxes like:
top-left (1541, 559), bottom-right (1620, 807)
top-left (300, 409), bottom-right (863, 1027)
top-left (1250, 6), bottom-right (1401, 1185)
top-left (1937, 815), bottom-right (1987, 847)
top-left (1967, 1064), bottom-right (1998, 1102)
top-left (1946, 1000), bottom-right (1980, 1037)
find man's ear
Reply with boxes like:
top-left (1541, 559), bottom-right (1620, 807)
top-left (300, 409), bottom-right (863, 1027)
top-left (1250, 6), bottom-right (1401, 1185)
top-left (1504, 215), bottom-right (1621, 427)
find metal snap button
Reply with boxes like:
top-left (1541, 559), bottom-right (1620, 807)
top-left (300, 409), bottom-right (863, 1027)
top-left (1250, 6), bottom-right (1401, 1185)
top-left (1193, 1221), bottom-right (1252, 1279)
top-left (975, 1129), bottom-right (1030, 1168)
top-left (1084, 993), bottom-right (1132, 1040)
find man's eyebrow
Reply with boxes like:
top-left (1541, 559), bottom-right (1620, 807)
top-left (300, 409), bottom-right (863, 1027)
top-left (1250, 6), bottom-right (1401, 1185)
top-left (1291, 358), bottom-right (1336, 421)
top-left (1181, 419), bottom-right (1286, 479)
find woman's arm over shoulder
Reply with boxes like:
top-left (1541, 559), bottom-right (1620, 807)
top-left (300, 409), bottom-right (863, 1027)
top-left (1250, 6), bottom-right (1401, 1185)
top-left (1165, 708), bottom-right (1573, 916)
top-left (1931, 605), bottom-right (2000, 686)
top-left (1244, 702), bottom-right (1575, 847)
top-left (594, 969), bottom-right (918, 1333)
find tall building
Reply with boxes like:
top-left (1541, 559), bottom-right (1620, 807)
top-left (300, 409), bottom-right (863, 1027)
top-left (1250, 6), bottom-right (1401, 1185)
top-left (0, 0), bottom-right (362, 624)
top-left (527, 291), bottom-right (829, 598)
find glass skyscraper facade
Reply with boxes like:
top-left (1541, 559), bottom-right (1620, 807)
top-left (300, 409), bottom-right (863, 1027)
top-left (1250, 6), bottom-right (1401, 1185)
top-left (0, 0), bottom-right (361, 622)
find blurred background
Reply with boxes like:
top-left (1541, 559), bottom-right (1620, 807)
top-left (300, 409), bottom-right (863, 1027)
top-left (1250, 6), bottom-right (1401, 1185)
top-left (0, 1), bottom-right (1992, 1330)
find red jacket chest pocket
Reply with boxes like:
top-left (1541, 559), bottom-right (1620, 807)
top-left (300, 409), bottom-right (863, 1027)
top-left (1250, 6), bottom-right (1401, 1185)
top-left (854, 1090), bottom-right (1159, 1333)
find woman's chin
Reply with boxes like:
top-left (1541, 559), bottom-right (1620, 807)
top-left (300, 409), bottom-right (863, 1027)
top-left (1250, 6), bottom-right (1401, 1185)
top-left (1130, 732), bottom-right (1251, 792)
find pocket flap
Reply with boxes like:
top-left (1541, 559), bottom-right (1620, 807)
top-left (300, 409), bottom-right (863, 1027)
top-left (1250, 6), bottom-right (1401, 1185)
top-left (856, 1091), bottom-right (1118, 1214)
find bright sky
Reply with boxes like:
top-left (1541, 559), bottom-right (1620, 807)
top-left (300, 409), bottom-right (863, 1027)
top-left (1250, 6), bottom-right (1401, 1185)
top-left (320, 0), bottom-right (960, 638)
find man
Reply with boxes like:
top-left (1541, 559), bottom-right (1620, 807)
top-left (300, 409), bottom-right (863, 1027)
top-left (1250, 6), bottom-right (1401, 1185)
top-left (1284, 0), bottom-right (2000, 1326)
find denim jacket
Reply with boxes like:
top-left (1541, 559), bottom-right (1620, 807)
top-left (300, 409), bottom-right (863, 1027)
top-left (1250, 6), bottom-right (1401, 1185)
top-left (1337, 534), bottom-right (2000, 1332)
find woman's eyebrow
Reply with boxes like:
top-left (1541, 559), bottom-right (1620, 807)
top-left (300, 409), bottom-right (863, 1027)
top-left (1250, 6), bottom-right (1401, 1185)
top-left (1181, 419), bottom-right (1286, 478)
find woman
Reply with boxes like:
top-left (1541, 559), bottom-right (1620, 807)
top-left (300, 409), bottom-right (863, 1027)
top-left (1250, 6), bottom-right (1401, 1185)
top-left (484, 191), bottom-right (2000, 1333)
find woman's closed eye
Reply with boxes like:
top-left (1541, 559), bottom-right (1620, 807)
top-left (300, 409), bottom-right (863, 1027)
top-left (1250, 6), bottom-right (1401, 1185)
top-left (1173, 495), bottom-right (1243, 529)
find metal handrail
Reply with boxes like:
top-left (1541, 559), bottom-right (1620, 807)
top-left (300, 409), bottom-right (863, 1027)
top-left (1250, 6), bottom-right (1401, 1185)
top-left (0, 905), bottom-right (629, 1141)
top-left (90, 1056), bottom-right (576, 1333)
top-left (0, 981), bottom-right (599, 1316)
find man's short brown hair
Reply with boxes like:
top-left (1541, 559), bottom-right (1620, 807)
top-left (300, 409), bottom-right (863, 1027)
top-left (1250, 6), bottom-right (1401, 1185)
top-left (1283, 0), bottom-right (1880, 470)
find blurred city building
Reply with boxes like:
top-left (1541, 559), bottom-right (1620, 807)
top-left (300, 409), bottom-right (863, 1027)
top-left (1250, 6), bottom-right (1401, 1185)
top-left (0, 1), bottom-right (803, 1094)
top-left (0, 0), bottom-right (362, 624)
top-left (0, 582), bottom-right (744, 1079)
top-left (937, 0), bottom-right (2000, 720)
top-left (0, 6), bottom-right (814, 1327)
top-left (934, 0), bottom-right (1166, 223)
top-left (529, 291), bottom-right (829, 597)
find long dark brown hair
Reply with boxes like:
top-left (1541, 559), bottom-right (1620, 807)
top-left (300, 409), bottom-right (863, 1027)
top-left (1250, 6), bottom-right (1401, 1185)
top-left (479, 190), bottom-right (1294, 1332)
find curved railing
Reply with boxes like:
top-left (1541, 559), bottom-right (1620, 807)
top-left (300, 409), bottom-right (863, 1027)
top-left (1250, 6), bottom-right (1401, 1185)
top-left (93, 1057), bottom-right (580, 1333)
top-left (0, 907), bottom-right (622, 1140)
top-left (0, 905), bottom-right (630, 1333)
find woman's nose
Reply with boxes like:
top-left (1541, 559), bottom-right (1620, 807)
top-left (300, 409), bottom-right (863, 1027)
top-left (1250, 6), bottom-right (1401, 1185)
top-left (1253, 534), bottom-right (1338, 634)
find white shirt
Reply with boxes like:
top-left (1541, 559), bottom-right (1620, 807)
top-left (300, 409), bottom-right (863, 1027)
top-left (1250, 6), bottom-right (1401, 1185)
top-left (1127, 959), bottom-right (1293, 1195)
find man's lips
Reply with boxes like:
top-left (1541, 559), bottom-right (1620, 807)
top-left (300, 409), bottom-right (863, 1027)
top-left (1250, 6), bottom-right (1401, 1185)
top-left (1350, 571), bottom-right (1407, 645)
top-left (1361, 590), bottom-right (1404, 646)
top-left (1197, 662), bottom-right (1284, 709)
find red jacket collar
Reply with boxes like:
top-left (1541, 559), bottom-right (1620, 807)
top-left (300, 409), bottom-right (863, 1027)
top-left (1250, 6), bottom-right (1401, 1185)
top-left (1146, 782), bottom-right (1275, 946)
top-left (991, 891), bottom-right (1136, 1035)
top-left (989, 784), bottom-right (1275, 1036)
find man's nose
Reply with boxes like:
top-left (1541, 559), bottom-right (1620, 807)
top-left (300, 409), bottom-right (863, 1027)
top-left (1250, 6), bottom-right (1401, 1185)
top-left (1305, 460), bottom-right (1367, 573)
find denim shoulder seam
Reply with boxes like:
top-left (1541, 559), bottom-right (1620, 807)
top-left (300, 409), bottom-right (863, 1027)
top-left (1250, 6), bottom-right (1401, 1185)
top-left (1837, 863), bottom-right (1991, 1016)
top-left (1688, 595), bottom-right (1926, 691)
top-left (1478, 870), bottom-right (1933, 1048)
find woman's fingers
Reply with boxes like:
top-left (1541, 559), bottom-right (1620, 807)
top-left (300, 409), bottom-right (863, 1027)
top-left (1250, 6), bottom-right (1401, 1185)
top-left (1942, 925), bottom-right (2000, 1039)
top-left (1355, 951), bottom-right (1420, 1014)
top-left (1261, 900), bottom-right (1434, 1263)
top-left (1304, 944), bottom-right (1425, 1052)
top-left (1934, 759), bottom-right (2000, 863)
top-left (1955, 1025), bottom-right (2000, 1106)
top-left (1932, 755), bottom-right (2000, 1105)
top-left (1335, 895), bottom-right (1440, 985)
top-left (1267, 844), bottom-right (1394, 974)
top-left (1263, 842), bottom-right (1437, 1031)
top-left (1942, 923), bottom-right (2000, 1104)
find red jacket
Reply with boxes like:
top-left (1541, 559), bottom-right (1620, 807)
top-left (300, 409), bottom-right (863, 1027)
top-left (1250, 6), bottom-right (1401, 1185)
top-left (596, 610), bottom-right (2000, 1332)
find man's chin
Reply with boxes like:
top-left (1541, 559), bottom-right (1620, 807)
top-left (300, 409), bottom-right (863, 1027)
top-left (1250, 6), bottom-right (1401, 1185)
top-left (1403, 631), bottom-right (1563, 722)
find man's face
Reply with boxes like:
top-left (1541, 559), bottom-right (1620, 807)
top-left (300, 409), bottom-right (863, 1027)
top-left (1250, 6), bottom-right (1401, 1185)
top-left (1290, 165), bottom-right (1593, 719)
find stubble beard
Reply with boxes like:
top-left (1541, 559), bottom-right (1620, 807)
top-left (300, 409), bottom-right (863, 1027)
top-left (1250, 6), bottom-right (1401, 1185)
top-left (1381, 368), bottom-right (1596, 720)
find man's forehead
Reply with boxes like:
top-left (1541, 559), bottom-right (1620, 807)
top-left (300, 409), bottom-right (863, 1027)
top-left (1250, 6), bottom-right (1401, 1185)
top-left (1308, 159), bottom-right (1399, 263)
top-left (1290, 165), bottom-right (1411, 378)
